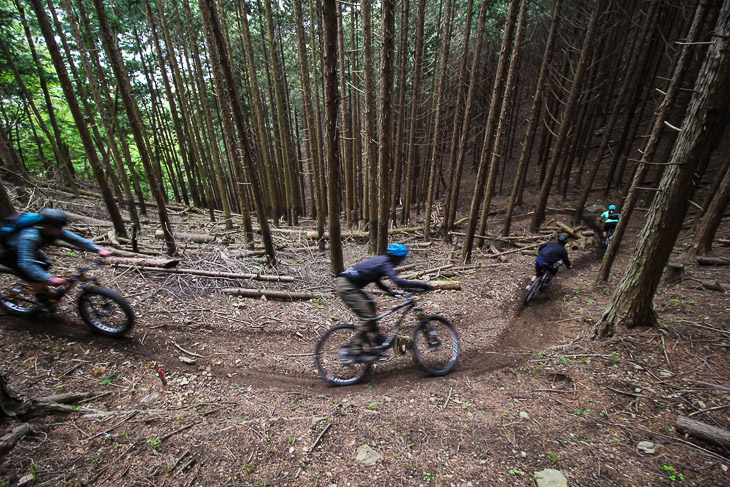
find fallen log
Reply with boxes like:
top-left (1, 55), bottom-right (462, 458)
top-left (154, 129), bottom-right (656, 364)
top-left (0, 423), bottom-right (34, 456)
top-left (222, 288), bottom-right (321, 300)
top-left (676, 415), bottom-right (730, 449)
top-left (112, 265), bottom-right (294, 282)
top-left (486, 242), bottom-right (543, 257)
top-left (154, 230), bottom-right (216, 243)
top-left (695, 256), bottom-right (730, 266)
top-left (556, 222), bottom-right (579, 238)
top-left (428, 280), bottom-right (461, 291)
top-left (402, 264), bottom-right (453, 279)
top-left (700, 280), bottom-right (729, 292)
top-left (305, 230), bottom-right (369, 239)
top-left (108, 257), bottom-right (180, 269)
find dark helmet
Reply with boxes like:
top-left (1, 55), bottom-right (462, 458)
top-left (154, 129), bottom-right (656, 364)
top-left (40, 208), bottom-right (68, 227)
top-left (557, 235), bottom-right (568, 245)
top-left (386, 243), bottom-right (408, 258)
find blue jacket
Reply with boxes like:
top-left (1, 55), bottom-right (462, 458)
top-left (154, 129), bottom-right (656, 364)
top-left (537, 242), bottom-right (571, 267)
top-left (1, 227), bottom-right (99, 282)
top-left (339, 254), bottom-right (428, 291)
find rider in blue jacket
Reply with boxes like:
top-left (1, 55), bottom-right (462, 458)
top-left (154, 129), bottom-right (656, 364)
top-left (0, 209), bottom-right (111, 307)
top-left (336, 243), bottom-right (430, 361)
top-left (527, 236), bottom-right (571, 289)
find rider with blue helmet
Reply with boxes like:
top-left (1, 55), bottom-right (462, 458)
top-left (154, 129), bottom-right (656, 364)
top-left (336, 243), bottom-right (431, 361)
top-left (599, 204), bottom-right (621, 241)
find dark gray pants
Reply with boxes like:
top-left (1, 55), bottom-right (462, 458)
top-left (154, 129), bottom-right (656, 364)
top-left (335, 277), bottom-right (377, 351)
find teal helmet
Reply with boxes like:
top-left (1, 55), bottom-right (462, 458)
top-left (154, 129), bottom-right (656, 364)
top-left (386, 243), bottom-right (408, 258)
top-left (609, 204), bottom-right (617, 210)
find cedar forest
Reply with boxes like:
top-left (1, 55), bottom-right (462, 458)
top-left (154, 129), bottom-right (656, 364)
top-left (0, 0), bottom-right (728, 485)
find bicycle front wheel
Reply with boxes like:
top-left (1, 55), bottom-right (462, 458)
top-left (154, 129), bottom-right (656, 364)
top-left (412, 315), bottom-right (459, 376)
top-left (314, 325), bottom-right (371, 386)
top-left (0, 272), bottom-right (41, 316)
top-left (78, 286), bottom-right (134, 337)
top-left (523, 279), bottom-right (541, 306)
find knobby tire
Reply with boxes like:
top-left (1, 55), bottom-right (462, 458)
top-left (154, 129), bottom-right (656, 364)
top-left (315, 325), bottom-right (371, 386)
top-left (78, 286), bottom-right (134, 337)
top-left (0, 272), bottom-right (42, 316)
top-left (412, 315), bottom-right (460, 376)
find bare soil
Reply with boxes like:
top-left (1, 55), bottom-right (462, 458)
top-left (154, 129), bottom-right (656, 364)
top-left (1, 190), bottom-right (728, 486)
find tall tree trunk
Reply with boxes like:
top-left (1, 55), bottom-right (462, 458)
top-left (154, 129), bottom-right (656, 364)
top-left (295, 0), bottom-right (325, 246)
top-left (422, 0), bottom-right (453, 242)
top-left (693, 161), bottom-right (730, 256)
top-left (0, 121), bottom-right (28, 186)
top-left (530, 0), bottom-right (604, 232)
top-left (442, 0), bottom-right (489, 239)
top-left (401, 0), bottom-right (427, 226)
top-left (322, 0), bottom-right (344, 273)
top-left (595, 0), bottom-right (730, 337)
top-left (597, 0), bottom-right (710, 282)
top-left (91, 0), bottom-right (176, 255)
top-left (476, 0), bottom-right (529, 242)
top-left (376, 0), bottom-right (396, 254)
top-left (573, 0), bottom-right (659, 225)
top-left (0, 36), bottom-right (78, 194)
top-left (60, 0), bottom-right (140, 231)
top-left (503, 0), bottom-right (563, 237)
top-left (362, 0), bottom-right (379, 252)
top-left (0, 177), bottom-right (14, 217)
top-left (198, 0), bottom-right (276, 264)
top-left (27, 0), bottom-right (127, 239)
top-left (390, 0), bottom-right (410, 226)
top-left (14, 0), bottom-right (74, 181)
top-left (460, 0), bottom-right (520, 262)
top-left (337, 1), bottom-right (353, 230)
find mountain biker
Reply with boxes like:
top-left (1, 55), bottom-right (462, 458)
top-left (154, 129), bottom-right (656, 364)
top-left (335, 243), bottom-right (431, 362)
top-left (599, 204), bottom-right (621, 242)
top-left (0, 209), bottom-right (112, 309)
top-left (527, 235), bottom-right (571, 290)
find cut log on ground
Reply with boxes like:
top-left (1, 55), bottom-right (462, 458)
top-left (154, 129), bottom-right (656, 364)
top-left (700, 280), bottom-right (729, 292)
top-left (108, 257), bottom-right (180, 269)
top-left (155, 230), bottom-right (216, 243)
top-left (664, 262), bottom-right (684, 282)
top-left (486, 242), bottom-right (543, 257)
top-left (676, 415), bottom-right (730, 449)
top-left (305, 231), bottom-right (369, 239)
top-left (695, 256), bottom-right (730, 266)
top-left (402, 264), bottom-right (454, 279)
top-left (113, 265), bottom-right (295, 282)
top-left (0, 423), bottom-right (34, 456)
top-left (223, 288), bottom-right (322, 300)
top-left (428, 280), bottom-right (461, 291)
top-left (556, 222), bottom-right (579, 238)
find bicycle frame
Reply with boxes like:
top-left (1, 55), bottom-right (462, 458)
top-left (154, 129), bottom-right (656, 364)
top-left (369, 296), bottom-right (423, 349)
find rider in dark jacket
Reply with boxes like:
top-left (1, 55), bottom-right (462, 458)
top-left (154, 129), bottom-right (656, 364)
top-left (336, 243), bottom-right (430, 360)
top-left (527, 236), bottom-right (571, 289)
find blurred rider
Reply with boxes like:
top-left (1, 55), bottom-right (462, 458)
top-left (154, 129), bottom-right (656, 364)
top-left (527, 235), bottom-right (571, 290)
top-left (599, 204), bottom-right (621, 241)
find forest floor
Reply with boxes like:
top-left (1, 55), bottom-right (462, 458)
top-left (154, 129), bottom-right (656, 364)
top-left (0, 186), bottom-right (728, 487)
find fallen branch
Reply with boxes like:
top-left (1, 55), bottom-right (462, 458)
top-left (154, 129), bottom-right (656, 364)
top-left (676, 416), bottom-right (730, 449)
top-left (307, 422), bottom-right (332, 453)
top-left (695, 256), bottom-right (730, 266)
top-left (556, 222), bottom-right (579, 238)
top-left (700, 280), bottom-right (729, 292)
top-left (402, 264), bottom-right (453, 279)
top-left (223, 288), bottom-right (323, 300)
top-left (112, 265), bottom-right (294, 282)
top-left (428, 280), bottom-right (461, 291)
top-left (0, 423), bottom-right (34, 456)
top-left (154, 230), bottom-right (216, 243)
top-left (108, 257), bottom-right (180, 269)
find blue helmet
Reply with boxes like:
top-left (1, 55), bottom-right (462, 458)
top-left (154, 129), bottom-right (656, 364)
top-left (558, 235), bottom-right (568, 245)
top-left (608, 204), bottom-right (617, 210)
top-left (386, 243), bottom-right (408, 258)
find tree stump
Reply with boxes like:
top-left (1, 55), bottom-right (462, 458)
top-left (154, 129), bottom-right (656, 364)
top-left (664, 262), bottom-right (684, 283)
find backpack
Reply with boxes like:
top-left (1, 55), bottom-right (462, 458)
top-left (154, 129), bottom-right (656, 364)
top-left (0, 213), bottom-right (44, 242)
top-left (607, 209), bottom-right (619, 220)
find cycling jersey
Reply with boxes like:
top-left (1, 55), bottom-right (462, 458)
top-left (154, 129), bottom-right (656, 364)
top-left (339, 254), bottom-right (428, 291)
top-left (601, 210), bottom-right (620, 223)
top-left (537, 242), bottom-right (571, 267)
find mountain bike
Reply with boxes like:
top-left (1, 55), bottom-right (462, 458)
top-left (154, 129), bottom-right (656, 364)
top-left (315, 290), bottom-right (460, 386)
top-left (0, 260), bottom-right (134, 337)
top-left (524, 262), bottom-right (566, 306)
top-left (604, 226), bottom-right (615, 248)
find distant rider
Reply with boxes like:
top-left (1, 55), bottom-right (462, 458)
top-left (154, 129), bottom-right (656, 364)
top-left (527, 235), bottom-right (571, 290)
top-left (0, 209), bottom-right (112, 309)
top-left (599, 204), bottom-right (621, 242)
top-left (336, 243), bottom-right (431, 362)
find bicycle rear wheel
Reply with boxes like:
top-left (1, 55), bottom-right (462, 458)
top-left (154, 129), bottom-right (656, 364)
top-left (412, 315), bottom-right (459, 376)
top-left (314, 325), bottom-right (371, 386)
top-left (78, 286), bottom-right (134, 337)
top-left (0, 272), bottom-right (41, 316)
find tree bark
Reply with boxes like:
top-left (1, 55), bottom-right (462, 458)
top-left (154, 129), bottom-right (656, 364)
top-left (377, 0), bottom-right (396, 253)
top-left (595, 1), bottom-right (730, 337)
top-left (322, 0), bottom-right (344, 274)
top-left (91, 0), bottom-right (176, 255)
